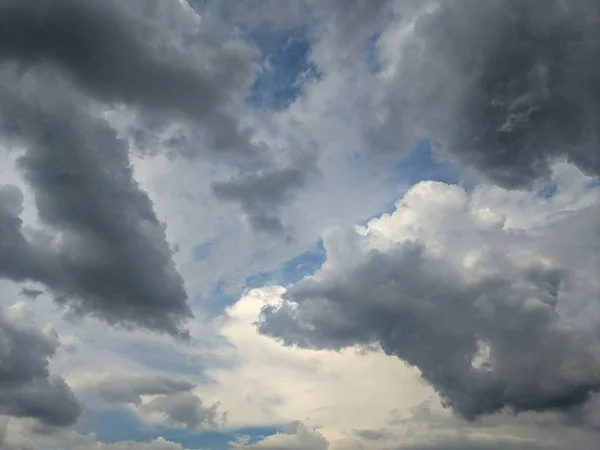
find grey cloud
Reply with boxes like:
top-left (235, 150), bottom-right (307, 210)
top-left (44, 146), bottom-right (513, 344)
top-left (19, 287), bottom-right (43, 299)
top-left (257, 182), bottom-right (600, 420)
top-left (90, 440), bottom-right (183, 450)
top-left (0, 185), bottom-right (39, 282)
top-left (353, 428), bottom-right (394, 441)
top-left (391, 439), bottom-right (553, 450)
top-left (90, 374), bottom-right (225, 431)
top-left (0, 0), bottom-right (257, 155)
top-left (3, 428), bottom-right (186, 450)
top-left (95, 375), bottom-right (195, 405)
top-left (0, 304), bottom-right (81, 427)
top-left (0, 75), bottom-right (192, 338)
top-left (140, 392), bottom-right (226, 431)
top-left (314, 0), bottom-right (392, 55)
top-left (0, 0), bottom-right (311, 324)
top-left (365, 0), bottom-right (600, 188)
top-left (212, 159), bottom-right (316, 233)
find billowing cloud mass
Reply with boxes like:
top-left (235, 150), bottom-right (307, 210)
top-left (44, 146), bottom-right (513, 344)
top-left (1, 0), bottom-right (600, 449)
top-left (0, 0), bottom-right (263, 335)
top-left (0, 302), bottom-right (81, 427)
top-left (364, 0), bottom-right (600, 188)
top-left (0, 79), bottom-right (192, 337)
top-left (0, 0), bottom-right (255, 149)
top-left (259, 166), bottom-right (600, 419)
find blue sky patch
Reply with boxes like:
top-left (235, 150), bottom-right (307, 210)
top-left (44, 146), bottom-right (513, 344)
top-left (164, 426), bottom-right (282, 450)
top-left (365, 32), bottom-right (381, 74)
top-left (396, 138), bottom-right (460, 186)
top-left (246, 27), bottom-right (318, 110)
top-left (77, 409), bottom-right (147, 443)
top-left (536, 182), bottom-right (558, 199)
top-left (193, 240), bottom-right (216, 261)
top-left (196, 279), bottom-right (239, 317)
top-left (78, 408), bottom-right (281, 450)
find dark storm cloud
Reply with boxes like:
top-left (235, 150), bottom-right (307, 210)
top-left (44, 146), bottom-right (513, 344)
top-left (0, 76), bottom-right (192, 337)
top-left (257, 191), bottom-right (600, 420)
top-left (0, 0), bottom-right (310, 239)
top-left (0, 304), bottom-right (81, 427)
top-left (369, 0), bottom-right (600, 188)
top-left (0, 0), bottom-right (272, 338)
top-left (0, 0), bottom-right (254, 146)
top-left (0, 185), bottom-right (39, 282)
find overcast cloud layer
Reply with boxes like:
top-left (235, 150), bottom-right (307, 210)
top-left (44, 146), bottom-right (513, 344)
top-left (0, 0), bottom-right (599, 449)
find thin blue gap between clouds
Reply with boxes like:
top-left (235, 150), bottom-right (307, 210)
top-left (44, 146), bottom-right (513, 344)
top-left (194, 241), bottom-right (326, 317)
top-left (245, 239), bottom-right (327, 289)
top-left (77, 408), bottom-right (281, 450)
top-left (193, 240), bottom-right (216, 261)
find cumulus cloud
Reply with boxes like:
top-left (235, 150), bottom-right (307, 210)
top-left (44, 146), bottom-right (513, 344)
top-left (258, 165), bottom-right (600, 419)
top-left (363, 0), bottom-right (600, 188)
top-left (230, 421), bottom-right (329, 450)
top-left (0, 76), bottom-right (192, 337)
top-left (88, 373), bottom-right (226, 431)
top-left (139, 391), bottom-right (226, 431)
top-left (0, 302), bottom-right (81, 427)
top-left (3, 0), bottom-right (600, 448)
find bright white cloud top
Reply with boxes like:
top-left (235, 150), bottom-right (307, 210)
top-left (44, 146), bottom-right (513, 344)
top-left (0, 1), bottom-right (599, 449)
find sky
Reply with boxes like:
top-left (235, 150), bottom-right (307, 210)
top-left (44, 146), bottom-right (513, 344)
top-left (0, 0), bottom-right (600, 449)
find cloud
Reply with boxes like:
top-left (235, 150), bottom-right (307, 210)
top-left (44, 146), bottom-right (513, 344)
top-left (139, 391), bottom-right (226, 431)
top-left (18, 287), bottom-right (43, 299)
top-left (86, 373), bottom-right (226, 431)
top-left (0, 302), bottom-right (81, 427)
top-left (0, 184), bottom-right (37, 282)
top-left (94, 375), bottom-right (195, 405)
top-left (212, 160), bottom-right (314, 234)
top-left (389, 439), bottom-right (550, 450)
top-left (88, 438), bottom-right (185, 450)
top-left (363, 0), bottom-right (600, 188)
top-left (0, 0), bottom-right (263, 337)
top-left (230, 421), bottom-right (328, 450)
top-left (0, 0), bottom-right (257, 153)
top-left (0, 75), bottom-right (192, 337)
top-left (257, 164), bottom-right (600, 419)
top-left (3, 425), bottom-right (188, 450)
top-left (0, 0), bottom-right (316, 275)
